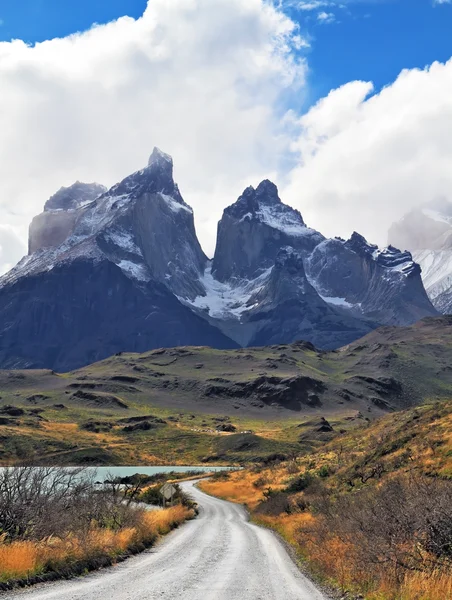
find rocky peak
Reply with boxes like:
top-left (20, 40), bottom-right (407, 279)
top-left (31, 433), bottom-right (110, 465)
top-left (255, 179), bottom-right (280, 205)
top-left (107, 147), bottom-right (185, 202)
top-left (44, 182), bottom-right (106, 212)
top-left (148, 147), bottom-right (173, 170)
top-left (213, 181), bottom-right (319, 282)
top-left (22, 149), bottom-right (206, 300)
top-left (345, 232), bottom-right (376, 256)
top-left (224, 180), bottom-right (301, 222)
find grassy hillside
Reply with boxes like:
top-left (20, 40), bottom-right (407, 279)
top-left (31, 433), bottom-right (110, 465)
top-left (200, 399), bottom-right (452, 599)
top-left (1, 316), bottom-right (452, 465)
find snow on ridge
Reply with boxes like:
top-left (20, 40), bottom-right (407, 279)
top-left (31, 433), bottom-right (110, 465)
top-left (116, 260), bottom-right (149, 282)
top-left (183, 263), bottom-right (272, 320)
top-left (105, 229), bottom-right (143, 256)
top-left (160, 193), bottom-right (192, 214)
top-left (256, 204), bottom-right (311, 237)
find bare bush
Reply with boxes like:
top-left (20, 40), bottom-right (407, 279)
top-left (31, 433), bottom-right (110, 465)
top-left (299, 474), bottom-right (452, 588)
top-left (0, 466), bottom-right (144, 541)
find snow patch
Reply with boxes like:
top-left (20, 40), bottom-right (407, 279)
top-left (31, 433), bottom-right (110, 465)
top-left (256, 204), bottom-right (311, 237)
top-left (319, 294), bottom-right (361, 310)
top-left (117, 260), bottom-right (149, 281)
top-left (414, 249), bottom-right (452, 300)
top-left (160, 193), bottom-right (192, 214)
top-left (184, 263), bottom-right (272, 319)
top-left (105, 230), bottom-right (142, 256)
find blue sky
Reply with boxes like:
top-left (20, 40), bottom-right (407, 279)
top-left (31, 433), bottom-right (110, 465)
top-left (0, 0), bottom-right (451, 272)
top-left (1, 0), bottom-right (451, 107)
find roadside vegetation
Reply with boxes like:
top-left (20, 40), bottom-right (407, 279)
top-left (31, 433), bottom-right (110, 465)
top-left (200, 400), bottom-right (452, 600)
top-left (0, 466), bottom-right (194, 588)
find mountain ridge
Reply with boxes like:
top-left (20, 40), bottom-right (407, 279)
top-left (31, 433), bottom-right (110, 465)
top-left (0, 148), bottom-right (438, 370)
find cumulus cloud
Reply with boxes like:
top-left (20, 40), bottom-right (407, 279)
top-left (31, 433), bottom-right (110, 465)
top-left (317, 11), bottom-right (336, 22)
top-left (1, 0), bottom-right (452, 276)
top-left (297, 1), bottom-right (331, 9)
top-left (283, 59), bottom-right (452, 247)
top-left (0, 0), bottom-right (305, 273)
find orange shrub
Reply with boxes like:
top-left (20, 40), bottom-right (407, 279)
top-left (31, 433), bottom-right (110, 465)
top-left (0, 505), bottom-right (192, 584)
top-left (0, 541), bottom-right (40, 580)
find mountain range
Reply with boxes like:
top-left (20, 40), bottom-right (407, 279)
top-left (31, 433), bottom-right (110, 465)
top-left (0, 148), bottom-right (437, 371)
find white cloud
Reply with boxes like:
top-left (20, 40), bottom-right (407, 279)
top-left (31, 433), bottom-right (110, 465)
top-left (433, 0), bottom-right (451, 5)
top-left (283, 59), bottom-right (452, 248)
top-left (317, 11), bottom-right (336, 22)
top-left (1, 0), bottom-right (452, 278)
top-left (297, 1), bottom-right (331, 9)
top-left (0, 0), bottom-right (305, 273)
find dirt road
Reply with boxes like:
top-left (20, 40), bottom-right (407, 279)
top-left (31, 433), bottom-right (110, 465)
top-left (10, 480), bottom-right (328, 600)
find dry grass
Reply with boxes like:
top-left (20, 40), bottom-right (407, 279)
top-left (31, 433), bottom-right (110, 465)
top-left (0, 505), bottom-right (192, 583)
top-left (200, 467), bottom-right (288, 509)
top-left (399, 570), bottom-right (452, 600)
top-left (200, 402), bottom-right (452, 600)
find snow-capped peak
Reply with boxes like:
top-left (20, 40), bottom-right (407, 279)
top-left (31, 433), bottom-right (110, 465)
top-left (224, 180), bottom-right (315, 237)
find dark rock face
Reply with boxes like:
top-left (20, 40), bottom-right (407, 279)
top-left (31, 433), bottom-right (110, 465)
top-left (0, 150), bottom-right (438, 371)
top-left (0, 259), bottom-right (237, 371)
top-left (306, 233), bottom-right (436, 326)
top-left (212, 181), bottom-right (323, 281)
top-left (241, 247), bottom-right (373, 349)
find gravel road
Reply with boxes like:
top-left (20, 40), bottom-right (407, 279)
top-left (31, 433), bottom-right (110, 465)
top-left (10, 480), bottom-right (328, 600)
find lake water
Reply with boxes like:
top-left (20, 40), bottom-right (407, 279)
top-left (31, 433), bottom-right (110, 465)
top-left (86, 465), bottom-right (233, 481)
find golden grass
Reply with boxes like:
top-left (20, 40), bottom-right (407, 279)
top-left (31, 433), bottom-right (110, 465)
top-left (0, 505), bottom-right (192, 583)
top-left (200, 401), bottom-right (452, 600)
top-left (399, 570), bottom-right (452, 600)
top-left (199, 467), bottom-right (289, 509)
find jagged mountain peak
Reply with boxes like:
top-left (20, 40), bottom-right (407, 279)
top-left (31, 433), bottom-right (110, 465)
top-left (224, 179), bottom-right (304, 225)
top-left (344, 232), bottom-right (418, 277)
top-left (255, 179), bottom-right (280, 203)
top-left (148, 146), bottom-right (173, 169)
top-left (107, 149), bottom-right (179, 200)
top-left (44, 181), bottom-right (107, 212)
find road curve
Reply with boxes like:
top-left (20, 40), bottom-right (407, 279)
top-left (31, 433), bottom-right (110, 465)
top-left (9, 480), bottom-right (328, 600)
